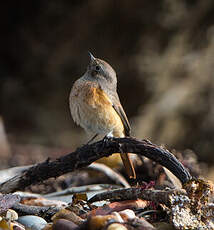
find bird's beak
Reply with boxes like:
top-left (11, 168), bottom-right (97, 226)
top-left (88, 51), bottom-right (96, 64)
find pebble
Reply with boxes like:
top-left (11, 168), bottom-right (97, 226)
top-left (107, 223), bottom-right (127, 230)
top-left (6, 209), bottom-right (18, 221)
top-left (17, 215), bottom-right (47, 230)
top-left (119, 209), bottom-right (136, 220)
top-left (52, 219), bottom-right (78, 230)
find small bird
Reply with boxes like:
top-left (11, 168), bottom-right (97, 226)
top-left (69, 53), bottom-right (136, 179)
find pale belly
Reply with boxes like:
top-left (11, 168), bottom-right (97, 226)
top-left (72, 101), bottom-right (115, 134)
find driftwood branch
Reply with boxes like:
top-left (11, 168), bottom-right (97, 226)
top-left (0, 137), bottom-right (191, 193)
top-left (88, 187), bottom-right (186, 206)
top-left (12, 203), bottom-right (60, 222)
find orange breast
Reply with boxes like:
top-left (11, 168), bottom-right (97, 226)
top-left (69, 79), bottom-right (124, 136)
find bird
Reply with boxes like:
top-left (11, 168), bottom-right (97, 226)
top-left (69, 52), bottom-right (136, 179)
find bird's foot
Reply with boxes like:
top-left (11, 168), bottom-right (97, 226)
top-left (102, 135), bottom-right (114, 143)
top-left (101, 135), bottom-right (114, 149)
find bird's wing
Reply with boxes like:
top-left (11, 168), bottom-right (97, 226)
top-left (111, 94), bottom-right (131, 136)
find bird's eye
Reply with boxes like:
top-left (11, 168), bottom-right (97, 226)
top-left (95, 65), bottom-right (100, 71)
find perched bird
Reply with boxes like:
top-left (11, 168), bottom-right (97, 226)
top-left (69, 53), bottom-right (136, 179)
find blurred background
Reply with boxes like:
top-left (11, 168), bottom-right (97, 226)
top-left (0, 1), bottom-right (214, 179)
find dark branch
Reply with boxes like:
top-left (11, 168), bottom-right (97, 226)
top-left (12, 203), bottom-right (60, 222)
top-left (0, 137), bottom-right (192, 193)
top-left (88, 187), bottom-right (186, 205)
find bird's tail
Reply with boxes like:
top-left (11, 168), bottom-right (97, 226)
top-left (120, 153), bottom-right (136, 179)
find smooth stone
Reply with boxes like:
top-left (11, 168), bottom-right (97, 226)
top-left (17, 215), bottom-right (47, 230)
top-left (52, 219), bottom-right (78, 230)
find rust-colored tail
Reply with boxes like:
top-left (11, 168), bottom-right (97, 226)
top-left (120, 153), bottom-right (136, 179)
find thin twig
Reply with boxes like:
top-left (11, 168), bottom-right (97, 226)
top-left (87, 162), bottom-right (130, 188)
top-left (44, 184), bottom-right (121, 198)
